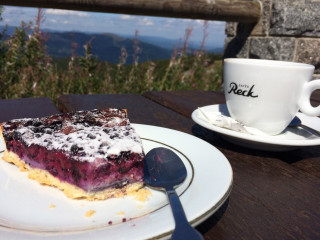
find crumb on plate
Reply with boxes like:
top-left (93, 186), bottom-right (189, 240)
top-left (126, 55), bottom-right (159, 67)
top-left (133, 188), bottom-right (152, 202)
top-left (85, 210), bottom-right (96, 218)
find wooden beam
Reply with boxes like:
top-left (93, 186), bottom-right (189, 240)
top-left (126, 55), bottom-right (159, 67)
top-left (0, 0), bottom-right (262, 23)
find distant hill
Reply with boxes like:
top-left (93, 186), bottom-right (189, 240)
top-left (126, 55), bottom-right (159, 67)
top-left (0, 26), bottom-right (173, 63)
top-left (46, 32), bottom-right (223, 62)
top-left (124, 35), bottom-right (224, 53)
top-left (0, 26), bottom-right (223, 63)
top-left (45, 32), bottom-right (173, 64)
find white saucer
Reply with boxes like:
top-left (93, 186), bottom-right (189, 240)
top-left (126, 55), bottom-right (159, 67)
top-left (191, 104), bottom-right (320, 151)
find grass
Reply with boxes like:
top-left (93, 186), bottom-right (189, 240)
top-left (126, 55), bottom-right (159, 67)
top-left (0, 9), bottom-right (223, 103)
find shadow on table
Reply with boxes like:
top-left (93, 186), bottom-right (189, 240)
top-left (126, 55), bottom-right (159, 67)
top-left (196, 198), bottom-right (230, 235)
top-left (191, 124), bottom-right (320, 165)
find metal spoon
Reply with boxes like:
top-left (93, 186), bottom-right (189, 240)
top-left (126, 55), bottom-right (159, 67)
top-left (289, 116), bottom-right (320, 137)
top-left (144, 147), bottom-right (203, 240)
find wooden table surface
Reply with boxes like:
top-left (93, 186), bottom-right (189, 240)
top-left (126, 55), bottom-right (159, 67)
top-left (1, 91), bottom-right (320, 240)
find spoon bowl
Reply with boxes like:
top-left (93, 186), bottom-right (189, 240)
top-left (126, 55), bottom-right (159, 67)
top-left (144, 147), bottom-right (187, 190)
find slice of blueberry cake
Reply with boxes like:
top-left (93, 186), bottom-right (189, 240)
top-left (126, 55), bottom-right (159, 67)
top-left (0, 109), bottom-right (145, 200)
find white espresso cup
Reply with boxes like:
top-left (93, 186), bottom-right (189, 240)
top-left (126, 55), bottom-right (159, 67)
top-left (223, 58), bottom-right (320, 135)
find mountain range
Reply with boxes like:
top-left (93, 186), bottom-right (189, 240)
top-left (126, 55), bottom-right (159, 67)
top-left (0, 26), bottom-right (224, 64)
top-left (45, 32), bottom-right (173, 64)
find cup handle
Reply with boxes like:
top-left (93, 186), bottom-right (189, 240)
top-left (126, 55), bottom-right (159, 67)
top-left (298, 79), bottom-right (320, 116)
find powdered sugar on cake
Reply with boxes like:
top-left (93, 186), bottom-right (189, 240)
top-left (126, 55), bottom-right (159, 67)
top-left (3, 109), bottom-right (143, 162)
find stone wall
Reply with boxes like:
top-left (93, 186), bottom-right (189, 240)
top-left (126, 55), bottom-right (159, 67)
top-left (224, 0), bottom-right (320, 79)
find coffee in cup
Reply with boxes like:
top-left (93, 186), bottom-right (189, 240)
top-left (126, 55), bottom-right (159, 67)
top-left (223, 58), bottom-right (320, 135)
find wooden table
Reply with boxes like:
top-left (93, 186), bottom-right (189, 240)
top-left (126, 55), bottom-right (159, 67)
top-left (0, 97), bottom-right (60, 122)
top-left (1, 91), bottom-right (320, 240)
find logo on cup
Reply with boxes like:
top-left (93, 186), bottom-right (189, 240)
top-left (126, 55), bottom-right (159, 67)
top-left (228, 82), bottom-right (258, 98)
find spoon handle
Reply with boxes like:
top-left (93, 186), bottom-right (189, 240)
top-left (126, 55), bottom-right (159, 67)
top-left (166, 188), bottom-right (204, 240)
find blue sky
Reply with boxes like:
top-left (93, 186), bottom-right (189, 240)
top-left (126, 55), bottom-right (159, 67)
top-left (1, 6), bottom-right (226, 48)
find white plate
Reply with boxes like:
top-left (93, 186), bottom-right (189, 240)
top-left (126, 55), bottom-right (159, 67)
top-left (192, 104), bottom-right (320, 151)
top-left (0, 124), bottom-right (233, 240)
